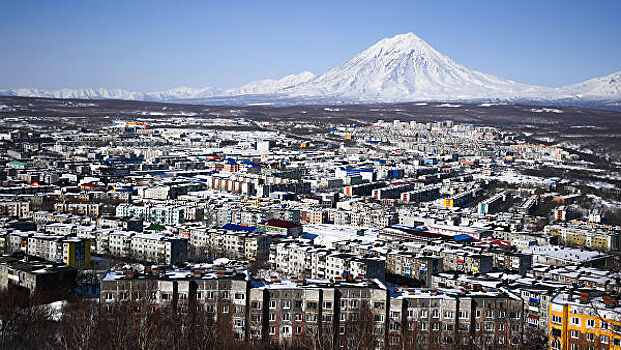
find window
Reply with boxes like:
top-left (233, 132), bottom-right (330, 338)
top-left (486, 310), bottom-right (493, 319)
top-left (282, 300), bottom-right (291, 309)
top-left (570, 317), bottom-right (580, 326)
top-left (295, 313), bottom-right (302, 321)
top-left (601, 335), bottom-right (609, 344)
top-left (234, 292), bottom-right (245, 300)
top-left (551, 340), bottom-right (561, 350)
top-left (432, 310), bottom-right (440, 318)
top-left (269, 326), bottom-right (276, 335)
top-left (476, 310), bottom-right (481, 318)
top-left (420, 322), bottom-right (427, 331)
top-left (282, 326), bottom-right (291, 335)
top-left (270, 313), bottom-right (276, 321)
top-left (270, 300), bottom-right (277, 309)
top-left (420, 310), bottom-right (428, 318)
top-left (570, 330), bottom-right (579, 339)
top-left (282, 313), bottom-right (290, 321)
top-left (498, 323), bottom-right (505, 331)
top-left (339, 326), bottom-right (345, 334)
top-left (551, 315), bottom-right (562, 325)
top-left (459, 311), bottom-right (468, 319)
top-left (586, 319), bottom-right (595, 328)
top-left (296, 326), bottom-right (302, 334)
top-left (432, 323), bottom-right (440, 331)
top-left (444, 311), bottom-right (453, 319)
top-left (222, 305), bottom-right (229, 313)
top-left (586, 333), bottom-right (594, 342)
top-left (323, 302), bottom-right (332, 310)
top-left (570, 344), bottom-right (578, 350)
top-left (602, 322), bottom-right (609, 330)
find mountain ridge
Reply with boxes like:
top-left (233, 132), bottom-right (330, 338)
top-left (1, 33), bottom-right (619, 108)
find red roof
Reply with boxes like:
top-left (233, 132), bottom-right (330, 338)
top-left (261, 219), bottom-right (301, 229)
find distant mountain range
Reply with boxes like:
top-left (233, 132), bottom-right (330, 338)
top-left (2, 33), bottom-right (620, 108)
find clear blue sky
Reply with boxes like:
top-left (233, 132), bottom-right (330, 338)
top-left (1, 0), bottom-right (619, 91)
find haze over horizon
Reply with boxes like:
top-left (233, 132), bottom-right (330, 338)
top-left (1, 0), bottom-right (620, 92)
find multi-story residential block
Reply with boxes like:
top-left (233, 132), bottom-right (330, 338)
top-left (386, 252), bottom-right (443, 286)
top-left (116, 203), bottom-right (186, 225)
top-left (549, 291), bottom-right (621, 350)
top-left (1, 231), bottom-right (90, 268)
top-left (478, 191), bottom-right (511, 215)
top-left (544, 223), bottom-right (621, 251)
top-left (0, 200), bottom-right (30, 218)
top-left (186, 225), bottom-right (271, 262)
top-left (106, 231), bottom-right (187, 264)
top-left (400, 184), bottom-right (440, 203)
top-left (0, 253), bottom-right (77, 301)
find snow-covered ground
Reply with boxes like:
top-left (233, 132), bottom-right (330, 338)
top-left (303, 224), bottom-right (380, 247)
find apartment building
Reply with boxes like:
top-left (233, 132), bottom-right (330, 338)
top-left (400, 185), bottom-right (440, 203)
top-left (186, 226), bottom-right (271, 261)
top-left (1, 231), bottom-right (90, 268)
top-left (423, 245), bottom-right (494, 274)
top-left (116, 203), bottom-right (186, 225)
top-left (371, 183), bottom-right (415, 200)
top-left (544, 223), bottom-right (621, 251)
top-left (53, 202), bottom-right (101, 217)
top-left (106, 231), bottom-right (187, 264)
top-left (100, 267), bottom-right (524, 349)
top-left (549, 291), bottom-right (621, 350)
top-left (0, 200), bottom-right (30, 218)
top-left (478, 191), bottom-right (511, 215)
top-left (385, 252), bottom-right (443, 286)
top-left (0, 253), bottom-right (77, 301)
top-left (269, 241), bottom-right (385, 281)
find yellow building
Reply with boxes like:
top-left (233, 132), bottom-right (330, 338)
top-left (544, 224), bottom-right (620, 251)
top-left (64, 239), bottom-right (91, 269)
top-left (549, 291), bottom-right (621, 349)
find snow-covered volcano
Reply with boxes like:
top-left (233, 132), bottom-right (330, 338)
top-left (1, 33), bottom-right (619, 108)
top-left (280, 33), bottom-right (544, 102)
